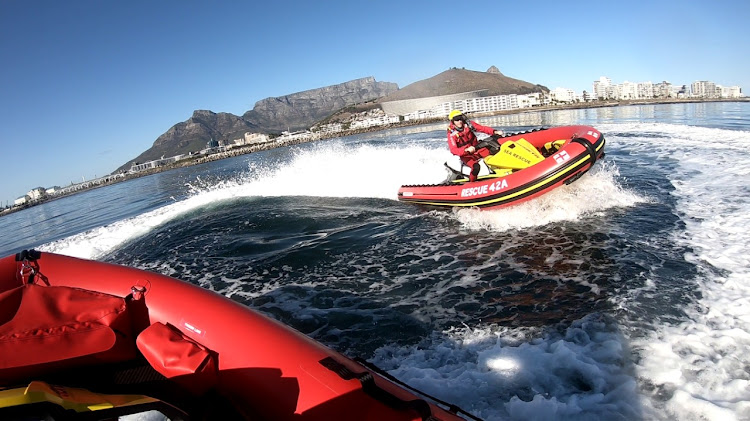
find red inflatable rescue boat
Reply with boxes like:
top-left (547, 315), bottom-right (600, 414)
top-left (398, 125), bottom-right (606, 209)
top-left (0, 250), bottom-right (476, 420)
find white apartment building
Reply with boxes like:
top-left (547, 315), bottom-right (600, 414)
top-left (518, 92), bottom-right (544, 107)
top-left (430, 92), bottom-right (547, 117)
top-left (243, 132), bottom-right (270, 145)
top-left (593, 76), bottom-right (612, 100)
top-left (458, 94), bottom-right (519, 113)
top-left (277, 130), bottom-right (313, 142)
top-left (403, 109), bottom-right (442, 121)
top-left (129, 155), bottom-right (189, 173)
top-left (221, 132), bottom-right (269, 147)
top-left (27, 187), bottom-right (46, 201)
top-left (637, 81), bottom-right (654, 99)
top-left (691, 81), bottom-right (718, 98)
top-left (550, 87), bottom-right (578, 103)
top-left (653, 81), bottom-right (673, 98)
top-left (612, 81), bottom-right (638, 100)
top-left (315, 122), bottom-right (344, 133)
top-left (722, 85), bottom-right (743, 98)
top-left (350, 114), bottom-right (400, 129)
top-left (403, 92), bottom-right (550, 121)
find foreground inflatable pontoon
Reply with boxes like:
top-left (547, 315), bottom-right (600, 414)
top-left (398, 125), bottom-right (606, 209)
top-left (0, 250), bottom-right (477, 420)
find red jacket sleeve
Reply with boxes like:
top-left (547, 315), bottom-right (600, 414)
top-left (470, 120), bottom-right (496, 136)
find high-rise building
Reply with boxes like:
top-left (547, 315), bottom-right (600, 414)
top-left (592, 76), bottom-right (612, 100)
top-left (691, 81), bottom-right (718, 98)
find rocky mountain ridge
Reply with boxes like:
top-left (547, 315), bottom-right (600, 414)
top-left (118, 77), bottom-right (396, 172)
top-left (243, 77), bottom-right (398, 133)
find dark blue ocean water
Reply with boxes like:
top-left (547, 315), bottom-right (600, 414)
top-left (2, 102), bottom-right (749, 420)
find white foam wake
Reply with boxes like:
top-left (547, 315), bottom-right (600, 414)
top-left (451, 160), bottom-right (644, 232)
top-left (371, 316), bottom-right (640, 420)
top-left (601, 122), bottom-right (750, 419)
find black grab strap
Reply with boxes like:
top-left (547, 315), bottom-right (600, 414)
top-left (320, 357), bottom-right (484, 421)
top-left (320, 357), bottom-right (437, 420)
top-left (15, 249), bottom-right (41, 262)
top-left (15, 249), bottom-right (42, 284)
top-left (571, 137), bottom-right (597, 168)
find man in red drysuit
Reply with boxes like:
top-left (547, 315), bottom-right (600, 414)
top-left (446, 109), bottom-right (504, 182)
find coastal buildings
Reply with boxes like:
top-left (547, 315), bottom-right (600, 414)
top-left (390, 76), bottom-right (742, 123)
top-left (349, 112), bottom-right (400, 129)
top-left (13, 187), bottom-right (46, 206)
top-left (8, 177), bottom-right (123, 209)
top-left (593, 77), bottom-right (742, 101)
top-left (129, 155), bottom-right (189, 172)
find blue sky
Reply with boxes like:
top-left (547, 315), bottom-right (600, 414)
top-left (1, 0), bottom-right (748, 205)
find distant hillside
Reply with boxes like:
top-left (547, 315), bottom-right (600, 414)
top-left (378, 67), bottom-right (548, 102)
top-left (116, 110), bottom-right (257, 173)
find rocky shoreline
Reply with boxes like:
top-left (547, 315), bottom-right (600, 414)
top-left (2, 97), bottom-right (746, 217)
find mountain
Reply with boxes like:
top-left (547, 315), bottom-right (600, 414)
top-left (378, 67), bottom-right (548, 102)
top-left (116, 110), bottom-right (257, 172)
top-left (243, 77), bottom-right (398, 133)
top-left (116, 77), bottom-right (397, 172)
